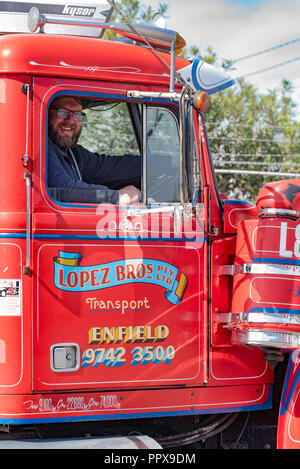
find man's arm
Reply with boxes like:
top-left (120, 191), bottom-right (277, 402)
top-left (47, 140), bottom-right (120, 204)
top-left (75, 145), bottom-right (141, 190)
top-left (47, 140), bottom-right (140, 204)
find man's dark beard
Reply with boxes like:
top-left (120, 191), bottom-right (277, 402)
top-left (48, 124), bottom-right (82, 150)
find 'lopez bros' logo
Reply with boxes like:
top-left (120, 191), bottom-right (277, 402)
top-left (53, 251), bottom-right (187, 370)
top-left (54, 251), bottom-right (188, 305)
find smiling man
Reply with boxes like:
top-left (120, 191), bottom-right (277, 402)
top-left (48, 97), bottom-right (83, 150)
top-left (47, 96), bottom-right (141, 205)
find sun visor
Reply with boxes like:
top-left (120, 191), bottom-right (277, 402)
top-left (178, 58), bottom-right (235, 95)
top-left (0, 0), bottom-right (114, 36)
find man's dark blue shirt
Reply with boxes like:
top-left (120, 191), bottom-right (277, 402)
top-left (47, 139), bottom-right (141, 204)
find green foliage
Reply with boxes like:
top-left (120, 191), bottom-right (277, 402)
top-left (80, 102), bottom-right (140, 156)
top-left (208, 79), bottom-right (300, 202)
top-left (82, 0), bottom-right (171, 158)
top-left (187, 45), bottom-right (300, 202)
top-left (103, 0), bottom-right (168, 39)
top-left (99, 0), bottom-right (300, 203)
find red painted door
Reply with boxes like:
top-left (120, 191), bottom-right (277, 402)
top-left (31, 76), bottom-right (205, 391)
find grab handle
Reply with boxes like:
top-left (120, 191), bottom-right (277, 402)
top-left (24, 171), bottom-right (31, 275)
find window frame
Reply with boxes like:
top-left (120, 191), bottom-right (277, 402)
top-left (142, 103), bottom-right (181, 205)
top-left (42, 86), bottom-right (182, 211)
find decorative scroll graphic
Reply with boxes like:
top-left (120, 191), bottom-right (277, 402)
top-left (54, 251), bottom-right (188, 305)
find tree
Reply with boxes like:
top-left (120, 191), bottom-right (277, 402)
top-left (185, 46), bottom-right (300, 202)
top-left (82, 1), bottom-right (169, 156)
top-left (103, 1), bottom-right (169, 40)
top-left (97, 0), bottom-right (300, 203)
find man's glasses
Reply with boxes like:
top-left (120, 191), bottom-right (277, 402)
top-left (50, 108), bottom-right (87, 123)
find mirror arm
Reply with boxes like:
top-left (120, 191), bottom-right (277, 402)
top-left (142, 104), bottom-right (147, 205)
top-left (170, 41), bottom-right (176, 93)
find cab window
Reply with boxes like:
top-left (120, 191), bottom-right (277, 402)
top-left (146, 107), bottom-right (180, 203)
top-left (47, 96), bottom-right (181, 205)
top-left (80, 100), bottom-right (140, 156)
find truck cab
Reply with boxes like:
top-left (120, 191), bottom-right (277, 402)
top-left (0, 0), bottom-right (299, 450)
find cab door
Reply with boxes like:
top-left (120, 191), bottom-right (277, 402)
top-left (32, 76), bottom-right (206, 391)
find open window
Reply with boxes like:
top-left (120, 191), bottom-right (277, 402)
top-left (47, 95), bottom-right (182, 207)
top-left (47, 96), bottom-right (141, 205)
top-left (80, 100), bottom-right (141, 161)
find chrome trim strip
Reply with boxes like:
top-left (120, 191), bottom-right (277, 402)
top-left (249, 312), bottom-right (300, 325)
top-left (227, 312), bottom-right (300, 326)
top-left (243, 263), bottom-right (300, 276)
top-left (231, 329), bottom-right (300, 349)
top-left (258, 207), bottom-right (300, 219)
top-left (221, 263), bottom-right (300, 277)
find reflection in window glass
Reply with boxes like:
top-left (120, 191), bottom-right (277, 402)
top-left (80, 101), bottom-right (140, 156)
top-left (47, 97), bottom-right (141, 204)
top-left (146, 107), bottom-right (180, 203)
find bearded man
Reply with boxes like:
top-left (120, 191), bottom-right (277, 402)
top-left (47, 96), bottom-right (141, 204)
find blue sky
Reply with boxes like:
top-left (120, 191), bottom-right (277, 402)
top-left (143, 0), bottom-right (300, 118)
top-left (145, 0), bottom-right (278, 7)
top-left (228, 0), bottom-right (272, 4)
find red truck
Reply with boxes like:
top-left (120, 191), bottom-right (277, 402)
top-left (0, 0), bottom-right (299, 450)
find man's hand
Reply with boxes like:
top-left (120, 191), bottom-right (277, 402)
top-left (118, 185), bottom-right (140, 205)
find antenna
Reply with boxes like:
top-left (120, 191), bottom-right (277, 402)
top-left (105, 0), bottom-right (183, 92)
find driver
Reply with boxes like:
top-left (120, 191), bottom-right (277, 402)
top-left (47, 96), bottom-right (141, 205)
